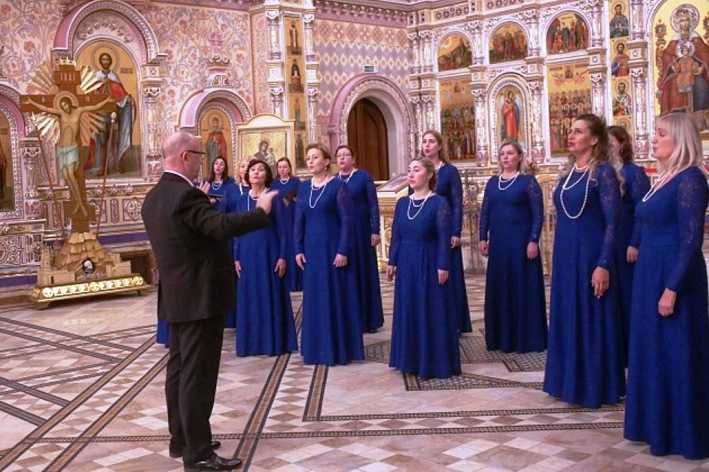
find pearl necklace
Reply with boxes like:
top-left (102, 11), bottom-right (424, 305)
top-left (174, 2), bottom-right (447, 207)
top-left (211, 181), bottom-right (222, 190)
top-left (338, 169), bottom-right (357, 183)
top-left (246, 189), bottom-right (264, 210)
top-left (559, 166), bottom-right (591, 220)
top-left (279, 177), bottom-right (290, 184)
top-left (498, 172), bottom-right (519, 191)
top-left (641, 172), bottom-right (668, 202)
top-left (309, 176), bottom-right (330, 208)
top-left (407, 191), bottom-right (433, 220)
top-left (435, 162), bottom-right (445, 174)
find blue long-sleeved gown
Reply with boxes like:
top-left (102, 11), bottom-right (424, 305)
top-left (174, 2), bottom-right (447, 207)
top-left (295, 178), bottom-right (364, 365)
top-left (614, 163), bottom-right (650, 363)
top-left (338, 169), bottom-right (384, 332)
top-left (388, 194), bottom-right (461, 379)
top-left (625, 167), bottom-right (709, 459)
top-left (435, 164), bottom-right (471, 333)
top-left (479, 174), bottom-right (547, 353)
top-left (543, 163), bottom-right (625, 407)
top-left (234, 191), bottom-right (297, 356)
top-left (271, 177), bottom-right (303, 292)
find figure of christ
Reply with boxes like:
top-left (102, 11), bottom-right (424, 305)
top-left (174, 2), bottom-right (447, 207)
top-left (25, 95), bottom-right (113, 217)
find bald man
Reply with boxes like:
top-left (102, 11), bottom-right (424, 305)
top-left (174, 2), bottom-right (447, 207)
top-left (142, 131), bottom-right (277, 471)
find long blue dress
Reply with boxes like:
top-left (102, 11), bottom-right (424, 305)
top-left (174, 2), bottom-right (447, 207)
top-left (217, 181), bottom-right (248, 329)
top-left (389, 194), bottom-right (461, 379)
top-left (614, 163), bottom-right (650, 363)
top-left (271, 177), bottom-right (303, 292)
top-left (479, 174), bottom-right (547, 353)
top-left (435, 164), bottom-right (471, 333)
top-left (544, 163), bottom-right (625, 408)
top-left (338, 169), bottom-right (384, 332)
top-left (624, 167), bottom-right (709, 459)
top-left (234, 191), bottom-right (298, 356)
top-left (295, 178), bottom-right (364, 365)
top-left (155, 178), bottom-right (239, 347)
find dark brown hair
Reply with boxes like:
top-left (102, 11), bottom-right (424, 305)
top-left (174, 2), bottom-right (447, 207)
top-left (208, 156), bottom-right (229, 183)
top-left (607, 125), bottom-right (634, 164)
top-left (243, 158), bottom-right (273, 187)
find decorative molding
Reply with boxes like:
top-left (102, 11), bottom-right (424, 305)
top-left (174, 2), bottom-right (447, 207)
top-left (0, 100), bottom-right (23, 220)
top-left (314, 1), bottom-right (408, 27)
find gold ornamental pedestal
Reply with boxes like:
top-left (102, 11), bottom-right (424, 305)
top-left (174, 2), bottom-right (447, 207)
top-left (29, 232), bottom-right (150, 309)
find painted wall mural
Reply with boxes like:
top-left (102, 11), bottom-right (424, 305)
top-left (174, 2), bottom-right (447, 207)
top-left (76, 44), bottom-right (141, 177)
top-left (437, 33), bottom-right (472, 71)
top-left (141, 5), bottom-right (254, 123)
top-left (547, 63), bottom-right (592, 155)
top-left (439, 78), bottom-right (475, 160)
top-left (488, 24), bottom-right (528, 64)
top-left (200, 110), bottom-right (231, 176)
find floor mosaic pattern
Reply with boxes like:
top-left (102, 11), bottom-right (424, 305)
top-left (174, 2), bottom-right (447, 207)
top-left (1, 273), bottom-right (709, 471)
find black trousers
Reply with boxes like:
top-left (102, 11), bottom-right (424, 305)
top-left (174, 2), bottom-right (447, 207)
top-left (166, 316), bottom-right (224, 464)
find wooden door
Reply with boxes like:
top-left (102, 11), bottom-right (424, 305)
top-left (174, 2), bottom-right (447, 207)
top-left (346, 99), bottom-right (389, 181)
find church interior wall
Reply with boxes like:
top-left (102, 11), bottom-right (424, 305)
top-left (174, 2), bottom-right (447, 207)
top-left (0, 0), bottom-right (707, 299)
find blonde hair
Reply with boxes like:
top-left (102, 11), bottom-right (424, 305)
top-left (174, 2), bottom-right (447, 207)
top-left (656, 113), bottom-right (707, 179)
top-left (497, 140), bottom-right (528, 174)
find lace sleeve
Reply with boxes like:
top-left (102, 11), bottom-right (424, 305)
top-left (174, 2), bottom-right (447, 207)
top-left (596, 165), bottom-right (621, 269)
top-left (336, 182), bottom-right (353, 256)
top-left (436, 198), bottom-right (453, 271)
top-left (479, 179), bottom-right (491, 241)
top-left (449, 168), bottom-right (464, 237)
top-left (387, 200), bottom-right (404, 266)
top-left (365, 173), bottom-right (381, 234)
top-left (274, 197), bottom-right (287, 259)
top-left (294, 191), bottom-right (305, 256)
top-left (666, 171), bottom-right (709, 292)
top-left (629, 166), bottom-right (651, 248)
top-left (528, 176), bottom-right (544, 243)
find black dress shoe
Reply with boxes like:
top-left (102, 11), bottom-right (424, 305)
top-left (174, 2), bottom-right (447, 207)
top-left (170, 441), bottom-right (222, 459)
top-left (184, 453), bottom-right (241, 471)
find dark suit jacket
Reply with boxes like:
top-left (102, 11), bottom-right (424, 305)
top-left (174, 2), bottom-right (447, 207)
top-left (142, 172), bottom-right (269, 323)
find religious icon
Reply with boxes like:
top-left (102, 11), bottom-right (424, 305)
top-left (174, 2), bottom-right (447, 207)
top-left (437, 34), bottom-right (472, 71)
top-left (500, 90), bottom-right (521, 141)
top-left (0, 136), bottom-right (6, 203)
top-left (289, 59), bottom-right (302, 93)
top-left (656, 4), bottom-right (709, 116)
top-left (613, 81), bottom-right (632, 116)
top-left (610, 4), bottom-right (630, 38)
top-left (489, 24), bottom-right (528, 64)
top-left (85, 52), bottom-right (136, 175)
top-left (611, 42), bottom-right (630, 77)
top-left (295, 133), bottom-right (305, 168)
top-left (288, 19), bottom-right (301, 55)
top-left (205, 115), bottom-right (228, 168)
top-left (439, 79), bottom-right (475, 160)
top-left (546, 14), bottom-right (589, 54)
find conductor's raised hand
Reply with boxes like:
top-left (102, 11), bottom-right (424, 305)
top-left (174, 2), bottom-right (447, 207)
top-left (256, 189), bottom-right (278, 214)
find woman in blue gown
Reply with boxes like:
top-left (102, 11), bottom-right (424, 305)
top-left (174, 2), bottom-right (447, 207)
top-left (479, 141), bottom-right (547, 353)
top-left (233, 159), bottom-right (297, 356)
top-left (295, 143), bottom-right (364, 365)
top-left (270, 157), bottom-right (302, 292)
top-left (607, 126), bottom-right (650, 363)
top-left (543, 113), bottom-right (625, 408)
top-left (420, 130), bottom-right (471, 333)
top-left (335, 145), bottom-right (384, 333)
top-left (387, 157), bottom-right (460, 379)
top-left (156, 156), bottom-right (237, 346)
top-left (215, 157), bottom-right (253, 329)
top-left (625, 113), bottom-right (709, 459)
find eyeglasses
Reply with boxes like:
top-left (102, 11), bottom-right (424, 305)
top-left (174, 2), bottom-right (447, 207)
top-left (183, 150), bottom-right (207, 160)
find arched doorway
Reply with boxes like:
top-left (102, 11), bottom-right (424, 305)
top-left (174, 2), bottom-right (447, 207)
top-left (346, 98), bottom-right (389, 181)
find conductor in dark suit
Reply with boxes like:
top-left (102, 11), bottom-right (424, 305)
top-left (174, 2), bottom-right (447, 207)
top-left (142, 131), bottom-right (277, 471)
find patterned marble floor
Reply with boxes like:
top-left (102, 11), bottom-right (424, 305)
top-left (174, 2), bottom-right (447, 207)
top-left (1, 271), bottom-right (709, 472)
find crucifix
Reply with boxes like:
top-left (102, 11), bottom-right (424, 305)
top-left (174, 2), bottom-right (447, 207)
top-left (21, 62), bottom-right (114, 233)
